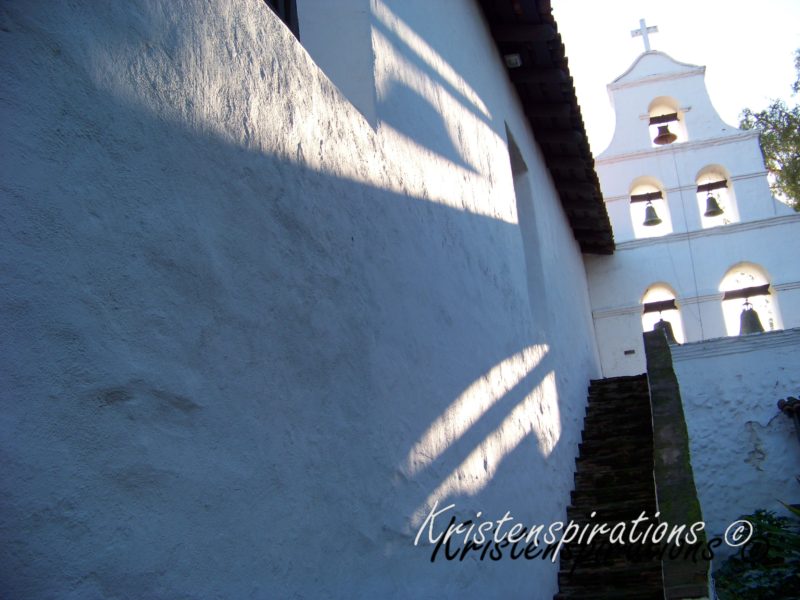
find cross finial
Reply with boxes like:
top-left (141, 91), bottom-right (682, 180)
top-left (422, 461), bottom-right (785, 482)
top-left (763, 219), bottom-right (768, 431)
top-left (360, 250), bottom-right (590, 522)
top-left (631, 18), bottom-right (658, 52)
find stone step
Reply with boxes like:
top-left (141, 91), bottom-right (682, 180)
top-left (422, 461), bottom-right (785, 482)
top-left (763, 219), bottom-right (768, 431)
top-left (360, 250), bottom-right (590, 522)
top-left (556, 374), bottom-right (662, 599)
top-left (586, 391), bottom-right (649, 404)
top-left (555, 592), bottom-right (662, 600)
top-left (586, 395), bottom-right (650, 414)
top-left (588, 374), bottom-right (648, 389)
top-left (558, 563), bottom-right (661, 591)
top-left (555, 582), bottom-right (662, 600)
top-left (580, 420), bottom-right (652, 441)
top-left (570, 482), bottom-right (656, 504)
top-left (588, 383), bottom-right (649, 393)
top-left (578, 434), bottom-right (652, 455)
top-left (555, 594), bottom-right (661, 600)
top-left (559, 554), bottom-right (662, 572)
top-left (583, 405), bottom-right (652, 424)
top-left (575, 451), bottom-right (652, 469)
top-left (587, 388), bottom-right (649, 400)
top-left (574, 462), bottom-right (652, 480)
top-left (559, 562), bottom-right (662, 578)
top-left (566, 503), bottom-right (658, 524)
top-left (572, 481), bottom-right (654, 498)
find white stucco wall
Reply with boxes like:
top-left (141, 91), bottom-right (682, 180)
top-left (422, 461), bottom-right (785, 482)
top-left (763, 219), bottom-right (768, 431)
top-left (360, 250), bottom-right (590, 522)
top-left (586, 214), bottom-right (800, 376)
top-left (586, 49), bottom-right (800, 378)
top-left (601, 52), bottom-right (740, 159)
top-left (671, 329), bottom-right (800, 555)
top-left (297, 0), bottom-right (377, 124)
top-left (0, 1), bottom-right (601, 597)
top-left (597, 52), bottom-right (793, 245)
top-left (597, 136), bottom-right (790, 243)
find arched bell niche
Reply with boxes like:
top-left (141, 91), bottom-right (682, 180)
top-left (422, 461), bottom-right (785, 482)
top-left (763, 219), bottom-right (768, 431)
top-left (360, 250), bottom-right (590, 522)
top-left (629, 176), bottom-right (673, 239)
top-left (695, 164), bottom-right (740, 229)
top-left (648, 96), bottom-right (687, 147)
top-left (641, 283), bottom-right (685, 343)
top-left (719, 262), bottom-right (782, 336)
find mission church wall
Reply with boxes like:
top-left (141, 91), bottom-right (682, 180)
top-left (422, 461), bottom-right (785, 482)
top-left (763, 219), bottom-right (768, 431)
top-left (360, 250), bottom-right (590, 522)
top-left (672, 329), bottom-right (800, 557)
top-left (586, 51), bottom-right (800, 378)
top-left (0, 0), bottom-right (601, 597)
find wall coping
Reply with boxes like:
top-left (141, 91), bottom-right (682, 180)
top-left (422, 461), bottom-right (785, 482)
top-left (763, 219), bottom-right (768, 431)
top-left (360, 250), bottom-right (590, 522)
top-left (671, 327), bottom-right (800, 361)
top-left (613, 213), bottom-right (800, 251)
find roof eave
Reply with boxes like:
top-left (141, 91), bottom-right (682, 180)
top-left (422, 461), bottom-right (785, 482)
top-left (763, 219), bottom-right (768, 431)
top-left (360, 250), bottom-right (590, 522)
top-left (477, 0), bottom-right (614, 254)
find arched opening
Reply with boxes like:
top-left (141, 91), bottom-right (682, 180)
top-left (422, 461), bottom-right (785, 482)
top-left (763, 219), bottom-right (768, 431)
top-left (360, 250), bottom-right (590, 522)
top-left (629, 176), bottom-right (673, 239)
top-left (641, 284), bottom-right (685, 343)
top-left (695, 165), bottom-right (739, 228)
top-left (648, 96), bottom-right (687, 147)
top-left (719, 263), bottom-right (782, 336)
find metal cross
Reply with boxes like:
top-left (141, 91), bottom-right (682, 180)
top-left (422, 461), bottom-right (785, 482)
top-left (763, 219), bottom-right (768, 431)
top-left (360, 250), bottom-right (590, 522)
top-left (631, 18), bottom-right (658, 52)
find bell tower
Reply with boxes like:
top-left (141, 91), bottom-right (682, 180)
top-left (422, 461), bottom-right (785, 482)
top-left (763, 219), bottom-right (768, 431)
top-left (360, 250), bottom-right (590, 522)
top-left (584, 25), bottom-right (800, 377)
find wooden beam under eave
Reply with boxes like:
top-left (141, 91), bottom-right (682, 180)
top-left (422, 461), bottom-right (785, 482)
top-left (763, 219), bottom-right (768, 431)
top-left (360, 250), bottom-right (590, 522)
top-left (571, 225), bottom-right (614, 239)
top-left (509, 66), bottom-right (567, 85)
top-left (549, 163), bottom-right (596, 180)
top-left (490, 22), bottom-right (556, 43)
top-left (539, 148), bottom-right (591, 162)
top-left (524, 102), bottom-right (574, 119)
top-left (580, 243), bottom-right (614, 255)
top-left (561, 199), bottom-right (606, 214)
top-left (554, 180), bottom-right (597, 194)
top-left (573, 229), bottom-right (614, 240)
top-left (564, 215), bottom-right (611, 230)
top-left (533, 129), bottom-right (583, 144)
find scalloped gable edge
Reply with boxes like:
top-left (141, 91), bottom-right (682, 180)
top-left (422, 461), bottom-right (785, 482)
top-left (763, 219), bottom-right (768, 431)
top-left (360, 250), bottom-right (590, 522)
top-left (611, 50), bottom-right (704, 86)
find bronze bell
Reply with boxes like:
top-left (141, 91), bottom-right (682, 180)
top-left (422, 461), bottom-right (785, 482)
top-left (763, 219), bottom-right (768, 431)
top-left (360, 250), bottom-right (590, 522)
top-left (643, 201), bottom-right (662, 226)
top-left (704, 193), bottom-right (724, 217)
top-left (739, 301), bottom-right (765, 335)
top-left (653, 124), bottom-right (677, 145)
top-left (653, 318), bottom-right (677, 344)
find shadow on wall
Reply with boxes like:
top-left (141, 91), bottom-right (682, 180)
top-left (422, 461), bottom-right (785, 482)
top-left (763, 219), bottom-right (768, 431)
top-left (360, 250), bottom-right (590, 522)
top-left (377, 78), bottom-right (481, 173)
top-left (372, 0), bottom-right (493, 125)
top-left (371, 4), bottom-right (495, 173)
top-left (0, 2), bottom-right (589, 597)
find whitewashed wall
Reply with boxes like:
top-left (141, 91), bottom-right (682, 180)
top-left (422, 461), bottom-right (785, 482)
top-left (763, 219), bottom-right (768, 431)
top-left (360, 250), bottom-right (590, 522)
top-left (0, 1), bottom-right (601, 597)
top-left (672, 329), bottom-right (800, 555)
top-left (586, 50), bottom-right (800, 377)
top-left (586, 215), bottom-right (800, 376)
top-left (601, 52), bottom-right (740, 159)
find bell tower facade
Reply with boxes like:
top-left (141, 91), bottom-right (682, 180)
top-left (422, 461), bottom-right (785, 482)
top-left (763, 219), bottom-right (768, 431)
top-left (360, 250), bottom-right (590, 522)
top-left (585, 50), bottom-right (800, 377)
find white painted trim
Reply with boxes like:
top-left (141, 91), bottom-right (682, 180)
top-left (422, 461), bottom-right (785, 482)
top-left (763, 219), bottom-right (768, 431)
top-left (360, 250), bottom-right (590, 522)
top-left (775, 281), bottom-right (800, 293)
top-left (602, 171), bottom-right (771, 204)
top-left (671, 327), bottom-right (800, 361)
top-left (614, 214), bottom-right (800, 251)
top-left (596, 131), bottom-right (759, 166)
top-left (609, 67), bottom-right (705, 91)
top-left (609, 50), bottom-right (704, 86)
top-left (592, 305), bottom-right (641, 319)
top-left (593, 281), bottom-right (800, 318)
top-left (679, 293), bottom-right (722, 306)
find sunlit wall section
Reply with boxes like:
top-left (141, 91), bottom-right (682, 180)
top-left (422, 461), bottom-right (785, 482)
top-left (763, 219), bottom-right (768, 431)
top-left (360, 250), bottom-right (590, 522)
top-left (1, 1), bottom-right (602, 599)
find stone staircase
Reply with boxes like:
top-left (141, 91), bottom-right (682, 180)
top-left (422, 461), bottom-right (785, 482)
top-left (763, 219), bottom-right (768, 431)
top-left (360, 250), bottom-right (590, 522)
top-left (555, 374), bottom-right (664, 600)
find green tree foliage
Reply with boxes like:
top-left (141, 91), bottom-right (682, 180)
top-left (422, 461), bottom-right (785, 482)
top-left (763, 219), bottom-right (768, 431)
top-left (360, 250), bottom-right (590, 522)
top-left (714, 508), bottom-right (800, 600)
top-left (739, 49), bottom-right (800, 210)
